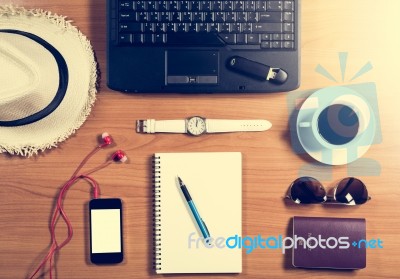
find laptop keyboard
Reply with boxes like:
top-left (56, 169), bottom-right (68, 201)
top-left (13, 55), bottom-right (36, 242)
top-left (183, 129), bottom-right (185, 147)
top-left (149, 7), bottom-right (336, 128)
top-left (117, 0), bottom-right (296, 49)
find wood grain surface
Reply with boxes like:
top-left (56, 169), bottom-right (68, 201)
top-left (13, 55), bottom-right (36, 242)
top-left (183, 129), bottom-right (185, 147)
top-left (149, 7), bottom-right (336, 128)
top-left (1, 0), bottom-right (400, 278)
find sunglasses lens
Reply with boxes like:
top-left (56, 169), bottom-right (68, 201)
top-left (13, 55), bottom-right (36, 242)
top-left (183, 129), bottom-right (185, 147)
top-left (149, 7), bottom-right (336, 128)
top-left (335, 177), bottom-right (369, 205)
top-left (290, 177), bottom-right (327, 204)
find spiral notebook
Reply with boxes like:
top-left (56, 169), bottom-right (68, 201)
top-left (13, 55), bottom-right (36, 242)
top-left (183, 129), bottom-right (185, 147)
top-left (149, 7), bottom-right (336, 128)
top-left (153, 152), bottom-right (242, 274)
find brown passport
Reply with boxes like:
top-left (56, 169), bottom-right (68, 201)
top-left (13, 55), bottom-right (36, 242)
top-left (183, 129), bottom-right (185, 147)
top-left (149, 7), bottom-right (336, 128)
top-left (292, 216), bottom-right (366, 269)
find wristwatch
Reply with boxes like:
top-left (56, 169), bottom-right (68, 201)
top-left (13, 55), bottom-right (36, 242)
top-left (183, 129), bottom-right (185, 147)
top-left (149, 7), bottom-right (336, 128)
top-left (136, 116), bottom-right (272, 136)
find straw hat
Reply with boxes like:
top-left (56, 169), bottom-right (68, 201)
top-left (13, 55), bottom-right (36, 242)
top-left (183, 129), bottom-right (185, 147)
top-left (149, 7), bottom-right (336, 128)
top-left (0, 5), bottom-right (97, 156)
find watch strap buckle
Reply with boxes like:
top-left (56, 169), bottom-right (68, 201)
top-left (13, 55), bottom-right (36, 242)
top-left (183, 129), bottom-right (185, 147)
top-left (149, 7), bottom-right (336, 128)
top-left (136, 119), bottom-right (156, 133)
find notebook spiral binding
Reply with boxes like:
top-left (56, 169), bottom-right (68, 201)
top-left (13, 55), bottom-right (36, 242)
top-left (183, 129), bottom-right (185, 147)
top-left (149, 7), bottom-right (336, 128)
top-left (152, 155), bottom-right (162, 271)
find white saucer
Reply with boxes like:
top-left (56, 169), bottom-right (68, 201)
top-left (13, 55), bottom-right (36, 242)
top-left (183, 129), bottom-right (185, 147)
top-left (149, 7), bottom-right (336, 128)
top-left (296, 86), bottom-right (376, 165)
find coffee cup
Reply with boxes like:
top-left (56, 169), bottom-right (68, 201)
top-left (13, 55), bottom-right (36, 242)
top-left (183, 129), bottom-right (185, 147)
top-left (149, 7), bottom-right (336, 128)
top-left (296, 86), bottom-right (375, 165)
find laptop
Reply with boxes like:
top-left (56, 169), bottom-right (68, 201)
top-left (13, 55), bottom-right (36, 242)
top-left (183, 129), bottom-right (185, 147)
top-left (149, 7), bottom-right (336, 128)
top-left (107, 0), bottom-right (300, 93)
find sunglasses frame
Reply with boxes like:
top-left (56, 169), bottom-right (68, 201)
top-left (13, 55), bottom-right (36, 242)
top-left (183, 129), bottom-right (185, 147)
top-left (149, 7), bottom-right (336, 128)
top-left (286, 176), bottom-right (371, 206)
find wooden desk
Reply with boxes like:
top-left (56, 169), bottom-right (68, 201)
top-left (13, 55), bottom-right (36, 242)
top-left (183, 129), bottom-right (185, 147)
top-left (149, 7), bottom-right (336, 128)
top-left (1, 0), bottom-right (400, 278)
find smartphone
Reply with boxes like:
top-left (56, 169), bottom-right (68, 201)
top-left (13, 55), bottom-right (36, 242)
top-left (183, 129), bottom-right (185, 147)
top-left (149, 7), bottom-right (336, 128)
top-left (89, 198), bottom-right (123, 264)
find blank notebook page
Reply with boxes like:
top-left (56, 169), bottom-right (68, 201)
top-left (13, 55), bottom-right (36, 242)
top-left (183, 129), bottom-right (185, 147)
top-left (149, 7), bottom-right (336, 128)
top-left (153, 152), bottom-right (242, 273)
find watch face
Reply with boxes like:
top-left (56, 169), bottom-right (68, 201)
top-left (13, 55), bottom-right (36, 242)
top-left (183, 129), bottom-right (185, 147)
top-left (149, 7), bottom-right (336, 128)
top-left (187, 116), bottom-right (206, 136)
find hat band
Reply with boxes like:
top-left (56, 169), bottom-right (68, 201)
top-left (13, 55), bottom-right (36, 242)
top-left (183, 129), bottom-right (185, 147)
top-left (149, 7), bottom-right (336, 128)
top-left (0, 30), bottom-right (68, 127)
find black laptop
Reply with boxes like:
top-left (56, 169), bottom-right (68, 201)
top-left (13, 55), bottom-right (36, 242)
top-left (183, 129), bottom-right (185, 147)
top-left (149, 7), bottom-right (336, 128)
top-left (107, 0), bottom-right (300, 93)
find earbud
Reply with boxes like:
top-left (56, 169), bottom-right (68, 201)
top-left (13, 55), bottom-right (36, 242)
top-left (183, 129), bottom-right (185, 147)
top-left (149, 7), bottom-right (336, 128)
top-left (99, 133), bottom-right (127, 162)
top-left (101, 132), bottom-right (113, 146)
top-left (112, 150), bottom-right (128, 163)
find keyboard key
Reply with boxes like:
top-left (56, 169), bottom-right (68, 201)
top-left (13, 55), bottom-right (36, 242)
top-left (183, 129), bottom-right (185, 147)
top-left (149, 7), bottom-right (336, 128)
top-left (187, 23), bottom-right (197, 32)
top-left (284, 12), bottom-right (294, 22)
top-left (120, 23), bottom-right (142, 32)
top-left (252, 23), bottom-right (282, 33)
top-left (196, 23), bottom-right (208, 32)
top-left (154, 33), bottom-right (166, 43)
top-left (192, 12), bottom-right (203, 22)
top-left (138, 12), bottom-right (149, 22)
top-left (191, 1), bottom-right (200, 11)
top-left (214, 12), bottom-right (225, 22)
top-left (180, 1), bottom-right (190, 11)
top-left (182, 12), bottom-right (192, 22)
top-left (212, 1), bottom-right (223, 11)
top-left (147, 1), bottom-right (158, 11)
top-left (207, 23), bottom-right (218, 32)
top-left (132, 34), bottom-right (143, 44)
top-left (247, 34), bottom-right (260, 44)
top-left (167, 33), bottom-right (225, 45)
top-left (283, 22), bottom-right (294, 32)
top-left (219, 33), bottom-right (236, 44)
top-left (166, 23), bottom-right (176, 32)
top-left (267, 1), bottom-right (283, 11)
top-left (119, 12), bottom-right (136, 21)
top-left (218, 23), bottom-right (231, 32)
top-left (176, 23), bottom-right (187, 32)
top-left (202, 12), bottom-right (211, 22)
top-left (283, 33), bottom-right (294, 40)
top-left (233, 1), bottom-right (245, 11)
top-left (143, 23), bottom-right (155, 32)
top-left (273, 33), bottom-right (282, 40)
top-left (271, 40), bottom-right (282, 48)
top-left (237, 12), bottom-right (247, 22)
top-left (223, 1), bottom-right (233, 11)
top-left (245, 1), bottom-right (256, 11)
top-left (119, 34), bottom-right (132, 44)
top-left (149, 12), bottom-right (160, 22)
top-left (261, 41), bottom-right (270, 48)
top-left (283, 1), bottom-right (294, 11)
top-left (157, 1), bottom-right (168, 11)
top-left (155, 22), bottom-right (165, 32)
top-left (160, 12), bottom-right (170, 21)
top-left (242, 23), bottom-right (253, 33)
top-left (225, 12), bottom-right (236, 22)
top-left (144, 33), bottom-right (153, 43)
top-left (120, 1), bottom-right (133, 10)
top-left (236, 33), bottom-right (246, 44)
top-left (255, 1), bottom-right (267, 11)
top-left (259, 12), bottom-right (282, 22)
top-left (200, 1), bottom-right (211, 11)
top-left (169, 1), bottom-right (180, 11)
top-left (171, 12), bottom-right (182, 22)
top-left (261, 33), bottom-right (271, 40)
top-left (231, 23), bottom-right (241, 32)
top-left (247, 12), bottom-right (258, 22)
top-left (135, 1), bottom-right (147, 11)
top-left (283, 41), bottom-right (294, 48)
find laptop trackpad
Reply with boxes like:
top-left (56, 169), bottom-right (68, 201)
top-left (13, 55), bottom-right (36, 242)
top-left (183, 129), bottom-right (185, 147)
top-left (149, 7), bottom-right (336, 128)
top-left (166, 50), bottom-right (219, 85)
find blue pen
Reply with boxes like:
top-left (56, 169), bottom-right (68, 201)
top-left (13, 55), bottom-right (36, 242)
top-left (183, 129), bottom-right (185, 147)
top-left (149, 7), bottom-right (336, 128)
top-left (177, 176), bottom-right (211, 244)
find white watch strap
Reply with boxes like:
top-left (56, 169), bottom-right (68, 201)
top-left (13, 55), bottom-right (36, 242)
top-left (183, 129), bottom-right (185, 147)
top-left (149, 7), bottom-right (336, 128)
top-left (138, 119), bottom-right (186, 133)
top-left (206, 119), bottom-right (272, 133)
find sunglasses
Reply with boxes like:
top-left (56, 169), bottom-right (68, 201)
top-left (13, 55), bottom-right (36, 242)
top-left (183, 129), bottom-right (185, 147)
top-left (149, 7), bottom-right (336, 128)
top-left (287, 177), bottom-right (371, 205)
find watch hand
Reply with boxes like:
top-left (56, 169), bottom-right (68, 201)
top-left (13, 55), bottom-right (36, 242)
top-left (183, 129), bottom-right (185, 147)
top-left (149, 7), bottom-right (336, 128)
top-left (196, 119), bottom-right (198, 127)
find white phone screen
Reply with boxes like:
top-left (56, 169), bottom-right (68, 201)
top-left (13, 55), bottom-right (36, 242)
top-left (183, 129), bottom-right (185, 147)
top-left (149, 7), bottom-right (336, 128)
top-left (91, 209), bottom-right (121, 253)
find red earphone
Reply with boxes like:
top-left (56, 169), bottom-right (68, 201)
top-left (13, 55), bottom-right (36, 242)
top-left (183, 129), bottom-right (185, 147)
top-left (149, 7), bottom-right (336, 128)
top-left (29, 133), bottom-right (128, 279)
top-left (101, 132), bottom-right (113, 146)
top-left (113, 150), bottom-right (128, 163)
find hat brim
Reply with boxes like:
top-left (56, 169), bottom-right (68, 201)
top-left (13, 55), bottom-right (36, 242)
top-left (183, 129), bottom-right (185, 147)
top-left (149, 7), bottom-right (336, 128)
top-left (0, 5), bottom-right (97, 156)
